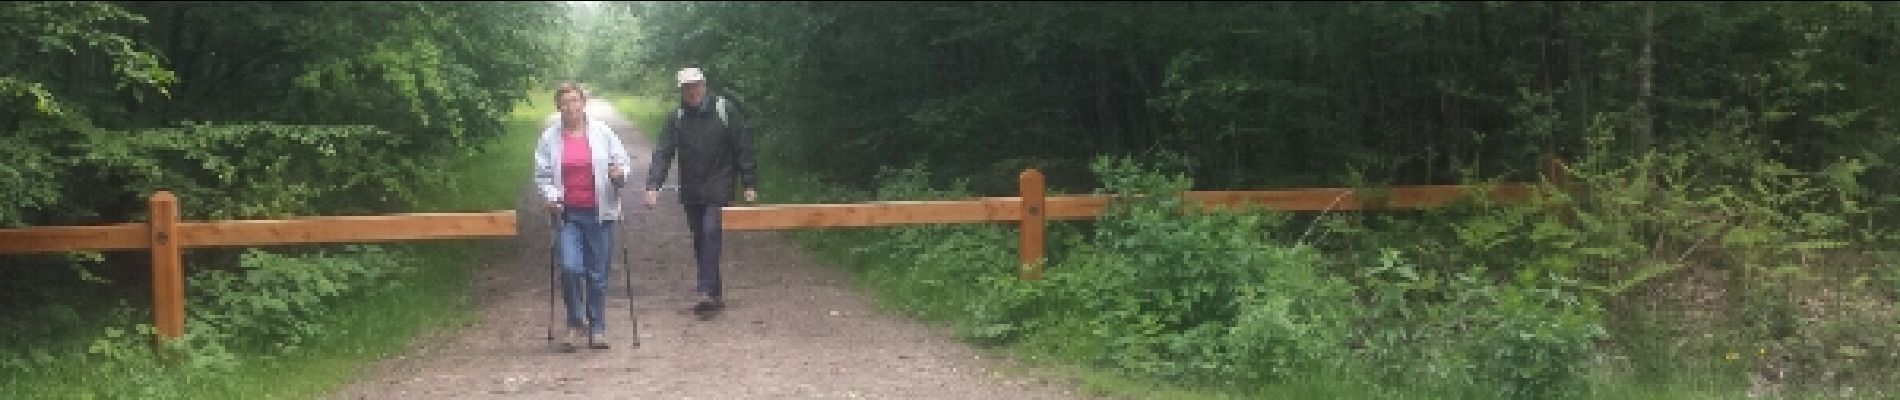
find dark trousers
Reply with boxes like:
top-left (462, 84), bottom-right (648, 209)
top-left (683, 203), bottom-right (725, 299)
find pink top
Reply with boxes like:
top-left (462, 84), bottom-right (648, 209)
top-left (561, 134), bottom-right (596, 208)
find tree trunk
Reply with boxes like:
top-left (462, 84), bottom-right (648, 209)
top-left (1636, 1), bottom-right (1655, 154)
top-left (1564, 2), bottom-right (1588, 160)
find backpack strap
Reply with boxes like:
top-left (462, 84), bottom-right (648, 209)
top-left (676, 96), bottom-right (730, 128)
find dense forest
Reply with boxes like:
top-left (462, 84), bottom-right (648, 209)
top-left (1, 2), bottom-right (571, 398)
top-left (2, 2), bottom-right (567, 227)
top-left (579, 2), bottom-right (1898, 398)
top-left (575, 3), bottom-right (1894, 192)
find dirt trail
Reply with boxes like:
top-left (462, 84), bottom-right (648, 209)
top-left (328, 100), bottom-right (1086, 399)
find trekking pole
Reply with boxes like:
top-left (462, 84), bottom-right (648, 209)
top-left (630, 176), bottom-right (653, 348)
top-left (619, 165), bottom-right (641, 348)
top-left (546, 213), bottom-right (558, 344)
top-left (623, 215), bottom-right (640, 348)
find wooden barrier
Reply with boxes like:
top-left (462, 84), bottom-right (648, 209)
top-left (0, 215), bottom-right (517, 253)
top-left (150, 193), bottom-right (183, 342)
top-left (720, 184), bottom-right (1535, 230)
top-left (2, 164), bottom-right (1556, 341)
top-left (724, 170), bottom-right (1549, 282)
top-left (177, 213), bottom-right (517, 247)
top-left (1019, 169), bottom-right (1046, 281)
top-left (0, 192), bottom-right (517, 341)
top-left (0, 223), bottom-right (150, 253)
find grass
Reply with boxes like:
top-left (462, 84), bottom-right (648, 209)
top-left (423, 97), bottom-right (551, 211)
top-left (0, 95), bottom-right (551, 399)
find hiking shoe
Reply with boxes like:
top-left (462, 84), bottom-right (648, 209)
top-left (557, 328), bottom-right (584, 352)
top-left (691, 297), bottom-right (725, 319)
top-left (588, 332), bottom-right (610, 349)
top-left (692, 298), bottom-right (725, 312)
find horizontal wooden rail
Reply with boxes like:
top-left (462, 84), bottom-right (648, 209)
top-left (722, 183), bottom-right (1539, 230)
top-left (179, 212), bottom-right (518, 247)
top-left (0, 223), bottom-right (149, 253)
top-left (723, 199), bottom-right (1022, 230)
top-left (0, 192), bottom-right (518, 343)
top-left (1186, 183), bottom-right (1539, 211)
top-left (724, 178), bottom-right (1548, 283)
top-left (0, 213), bottom-right (518, 253)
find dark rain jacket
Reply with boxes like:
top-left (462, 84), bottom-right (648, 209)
top-left (646, 94), bottom-right (757, 205)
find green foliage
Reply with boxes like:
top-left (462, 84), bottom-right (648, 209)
top-left (1346, 249), bottom-right (1604, 399)
top-left (0, 1), bottom-right (175, 227)
top-left (624, 0), bottom-right (1900, 206)
top-left (0, 91), bottom-right (545, 399)
top-left (1536, 118), bottom-right (1890, 392)
top-left (0, 247), bottom-right (413, 400)
top-left (79, 123), bottom-right (416, 219)
top-left (766, 134), bottom-right (1896, 397)
top-left (0, 2), bottom-right (174, 117)
top-left (1, 5), bottom-right (562, 395)
top-left (1068, 155), bottom-right (1352, 384)
top-left (1, 1), bottom-right (567, 226)
top-left (807, 158), bottom-right (1362, 391)
top-left (188, 246), bottom-right (411, 352)
top-left (628, 1), bottom-right (1900, 397)
top-left (67, 324), bottom-right (238, 400)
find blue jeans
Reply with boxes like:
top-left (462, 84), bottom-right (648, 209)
top-left (558, 208), bottom-right (615, 334)
top-left (684, 203), bottom-right (724, 299)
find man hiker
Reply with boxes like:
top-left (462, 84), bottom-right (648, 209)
top-left (645, 67), bottom-right (758, 319)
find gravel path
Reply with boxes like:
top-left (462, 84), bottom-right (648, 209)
top-left (328, 99), bottom-right (1087, 399)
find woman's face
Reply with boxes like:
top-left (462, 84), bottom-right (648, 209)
top-left (559, 91), bottom-right (586, 119)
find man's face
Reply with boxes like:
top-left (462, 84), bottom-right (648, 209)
top-left (682, 81), bottom-right (707, 106)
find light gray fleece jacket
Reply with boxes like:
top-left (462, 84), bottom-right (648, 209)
top-left (534, 117), bottom-right (633, 221)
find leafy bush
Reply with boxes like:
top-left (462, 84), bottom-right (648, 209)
top-left (0, 246), bottom-right (413, 400)
top-left (951, 156), bottom-right (1361, 389)
top-left (1555, 130), bottom-right (1890, 392)
top-left (781, 146), bottom-right (1891, 397)
top-left (189, 246), bottom-right (412, 352)
top-left (1349, 248), bottom-right (1603, 400)
top-left (80, 123), bottom-right (431, 220)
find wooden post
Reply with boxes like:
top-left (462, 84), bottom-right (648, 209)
top-left (1019, 169), bottom-right (1045, 280)
top-left (149, 192), bottom-right (184, 342)
top-left (1543, 154), bottom-right (1569, 188)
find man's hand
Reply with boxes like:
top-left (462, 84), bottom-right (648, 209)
top-left (546, 200), bottom-right (562, 214)
top-left (744, 189), bottom-right (758, 203)
top-left (609, 164), bottom-right (627, 183)
top-left (644, 190), bottom-right (659, 209)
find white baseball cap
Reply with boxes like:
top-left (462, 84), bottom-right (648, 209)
top-left (677, 67), bottom-right (706, 87)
